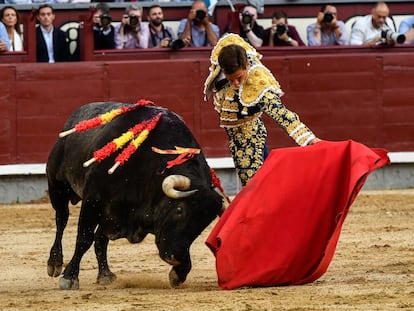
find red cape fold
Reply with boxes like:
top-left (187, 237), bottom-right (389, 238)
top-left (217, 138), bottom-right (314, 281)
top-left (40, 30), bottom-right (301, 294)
top-left (205, 140), bottom-right (390, 290)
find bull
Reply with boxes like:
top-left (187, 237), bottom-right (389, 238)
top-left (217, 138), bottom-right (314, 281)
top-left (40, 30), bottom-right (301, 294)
top-left (46, 102), bottom-right (223, 290)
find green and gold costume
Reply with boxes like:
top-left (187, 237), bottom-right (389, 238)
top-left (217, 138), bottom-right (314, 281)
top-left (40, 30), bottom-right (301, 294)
top-left (204, 34), bottom-right (316, 185)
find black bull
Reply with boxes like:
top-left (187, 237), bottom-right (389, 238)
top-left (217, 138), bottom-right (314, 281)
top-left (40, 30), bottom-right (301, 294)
top-left (46, 102), bottom-right (223, 290)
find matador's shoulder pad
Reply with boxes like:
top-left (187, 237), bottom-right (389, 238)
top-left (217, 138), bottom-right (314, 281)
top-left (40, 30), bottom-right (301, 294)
top-left (240, 65), bottom-right (283, 106)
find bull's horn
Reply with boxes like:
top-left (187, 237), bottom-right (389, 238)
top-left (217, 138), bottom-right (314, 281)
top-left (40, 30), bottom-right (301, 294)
top-left (162, 175), bottom-right (198, 199)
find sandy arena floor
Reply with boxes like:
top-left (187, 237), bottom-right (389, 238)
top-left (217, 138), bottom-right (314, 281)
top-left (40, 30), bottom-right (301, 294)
top-left (0, 189), bottom-right (413, 311)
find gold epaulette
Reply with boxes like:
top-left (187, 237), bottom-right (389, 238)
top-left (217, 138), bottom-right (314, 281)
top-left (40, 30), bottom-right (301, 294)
top-left (204, 33), bottom-right (262, 100)
top-left (240, 65), bottom-right (283, 106)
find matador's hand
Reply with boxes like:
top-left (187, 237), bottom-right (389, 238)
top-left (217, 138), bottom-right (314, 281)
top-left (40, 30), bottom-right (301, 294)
top-left (309, 138), bottom-right (322, 145)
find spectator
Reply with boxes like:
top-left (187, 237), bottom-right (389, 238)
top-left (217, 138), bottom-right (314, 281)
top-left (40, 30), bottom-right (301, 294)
top-left (147, 4), bottom-right (177, 48)
top-left (1, 5), bottom-right (23, 51)
top-left (239, 4), bottom-right (264, 47)
top-left (36, 4), bottom-right (70, 63)
top-left (32, 0), bottom-right (54, 4)
top-left (263, 11), bottom-right (305, 47)
top-left (54, 0), bottom-right (90, 3)
top-left (0, 21), bottom-right (11, 52)
top-left (307, 4), bottom-right (348, 46)
top-left (398, 15), bottom-right (414, 44)
top-left (349, 2), bottom-right (396, 46)
top-left (93, 2), bottom-right (115, 50)
top-left (177, 0), bottom-right (219, 47)
top-left (114, 4), bottom-right (149, 49)
top-left (3, 0), bottom-right (31, 4)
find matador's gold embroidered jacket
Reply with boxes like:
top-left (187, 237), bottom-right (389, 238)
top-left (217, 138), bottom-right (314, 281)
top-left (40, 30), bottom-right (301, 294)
top-left (204, 33), bottom-right (316, 147)
top-left (213, 61), bottom-right (315, 147)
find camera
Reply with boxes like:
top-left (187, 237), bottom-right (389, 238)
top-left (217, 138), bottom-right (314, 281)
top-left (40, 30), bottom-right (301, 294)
top-left (99, 14), bottom-right (112, 27)
top-left (169, 38), bottom-right (185, 50)
top-left (381, 29), bottom-right (406, 44)
top-left (195, 9), bottom-right (206, 21)
top-left (128, 14), bottom-right (139, 27)
top-left (241, 12), bottom-right (253, 25)
top-left (275, 23), bottom-right (288, 36)
top-left (323, 12), bottom-right (334, 23)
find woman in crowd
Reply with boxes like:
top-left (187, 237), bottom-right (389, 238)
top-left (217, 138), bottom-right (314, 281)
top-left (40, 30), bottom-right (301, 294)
top-left (1, 6), bottom-right (23, 52)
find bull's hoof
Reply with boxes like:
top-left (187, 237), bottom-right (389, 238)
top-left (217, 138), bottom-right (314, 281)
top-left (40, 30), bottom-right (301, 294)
top-left (169, 269), bottom-right (183, 288)
top-left (59, 276), bottom-right (80, 290)
top-left (97, 271), bottom-right (117, 285)
top-left (47, 264), bottom-right (62, 277)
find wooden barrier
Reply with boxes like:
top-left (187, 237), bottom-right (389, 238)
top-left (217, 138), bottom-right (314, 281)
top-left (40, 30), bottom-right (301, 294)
top-left (1, 45), bottom-right (414, 166)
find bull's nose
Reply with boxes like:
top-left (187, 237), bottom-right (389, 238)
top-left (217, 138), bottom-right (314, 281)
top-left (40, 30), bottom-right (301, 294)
top-left (163, 253), bottom-right (181, 266)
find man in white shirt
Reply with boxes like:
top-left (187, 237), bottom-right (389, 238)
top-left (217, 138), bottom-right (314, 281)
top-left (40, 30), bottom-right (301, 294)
top-left (349, 2), bottom-right (398, 46)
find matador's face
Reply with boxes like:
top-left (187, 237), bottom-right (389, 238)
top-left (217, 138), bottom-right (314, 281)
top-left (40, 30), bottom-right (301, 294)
top-left (224, 66), bottom-right (248, 89)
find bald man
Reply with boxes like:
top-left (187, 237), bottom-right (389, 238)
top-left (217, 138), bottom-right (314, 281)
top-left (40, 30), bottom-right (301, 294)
top-left (349, 2), bottom-right (397, 46)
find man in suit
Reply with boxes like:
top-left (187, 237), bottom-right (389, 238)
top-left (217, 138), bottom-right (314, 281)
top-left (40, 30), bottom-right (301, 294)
top-left (36, 4), bottom-right (69, 63)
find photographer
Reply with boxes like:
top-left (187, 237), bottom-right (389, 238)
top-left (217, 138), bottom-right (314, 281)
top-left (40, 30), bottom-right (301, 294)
top-left (177, 0), bottom-right (220, 47)
top-left (398, 15), bottom-right (414, 44)
top-left (93, 3), bottom-right (115, 50)
top-left (147, 5), bottom-right (177, 49)
top-left (115, 4), bottom-right (149, 49)
top-left (264, 11), bottom-right (305, 47)
top-left (239, 5), bottom-right (264, 47)
top-left (350, 2), bottom-right (399, 46)
top-left (307, 4), bottom-right (347, 46)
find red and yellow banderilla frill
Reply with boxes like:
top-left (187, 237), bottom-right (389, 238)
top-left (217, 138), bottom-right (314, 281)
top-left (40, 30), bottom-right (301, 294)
top-left (59, 99), bottom-right (229, 203)
top-left (107, 113), bottom-right (162, 174)
top-left (152, 146), bottom-right (201, 169)
top-left (83, 113), bottom-right (162, 169)
top-left (59, 99), bottom-right (154, 138)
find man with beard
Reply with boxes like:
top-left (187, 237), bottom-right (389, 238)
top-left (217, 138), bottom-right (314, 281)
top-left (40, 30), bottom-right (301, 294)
top-left (147, 5), bottom-right (177, 48)
top-left (349, 2), bottom-right (396, 46)
top-left (177, 0), bottom-right (220, 47)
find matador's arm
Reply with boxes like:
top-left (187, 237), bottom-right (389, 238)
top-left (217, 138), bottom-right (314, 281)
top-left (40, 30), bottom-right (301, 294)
top-left (260, 91), bottom-right (317, 146)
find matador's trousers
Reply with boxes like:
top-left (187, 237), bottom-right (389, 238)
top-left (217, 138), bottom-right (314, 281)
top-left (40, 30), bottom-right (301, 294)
top-left (225, 117), bottom-right (267, 186)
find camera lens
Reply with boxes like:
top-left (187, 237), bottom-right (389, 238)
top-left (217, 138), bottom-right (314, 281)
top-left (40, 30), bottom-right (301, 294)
top-left (241, 12), bottom-right (252, 25)
top-left (99, 14), bottom-right (112, 27)
top-left (276, 23), bottom-right (288, 36)
top-left (382, 29), bottom-right (406, 44)
top-left (323, 12), bottom-right (334, 23)
top-left (195, 10), bottom-right (206, 21)
top-left (129, 15), bottom-right (139, 26)
top-left (170, 39), bottom-right (185, 50)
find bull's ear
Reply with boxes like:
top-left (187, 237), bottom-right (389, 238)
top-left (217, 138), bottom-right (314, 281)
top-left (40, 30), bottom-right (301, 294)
top-left (218, 205), bottom-right (226, 217)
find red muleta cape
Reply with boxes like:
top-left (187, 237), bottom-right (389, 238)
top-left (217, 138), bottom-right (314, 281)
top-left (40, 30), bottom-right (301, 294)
top-left (205, 140), bottom-right (389, 290)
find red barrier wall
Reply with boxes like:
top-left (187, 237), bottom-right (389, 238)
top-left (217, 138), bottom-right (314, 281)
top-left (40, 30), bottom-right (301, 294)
top-left (1, 46), bottom-right (414, 165)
